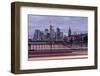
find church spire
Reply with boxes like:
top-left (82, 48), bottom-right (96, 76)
top-left (68, 27), bottom-right (71, 37)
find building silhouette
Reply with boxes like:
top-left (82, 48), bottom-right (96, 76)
top-left (55, 27), bottom-right (63, 41)
top-left (68, 27), bottom-right (71, 37)
top-left (33, 29), bottom-right (44, 41)
top-left (49, 24), bottom-right (55, 41)
top-left (32, 23), bottom-right (87, 44)
top-left (33, 29), bottom-right (40, 41)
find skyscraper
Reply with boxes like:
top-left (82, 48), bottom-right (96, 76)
top-left (45, 29), bottom-right (49, 34)
top-left (49, 24), bottom-right (55, 40)
top-left (33, 29), bottom-right (43, 41)
top-left (44, 28), bottom-right (49, 40)
top-left (56, 27), bottom-right (60, 40)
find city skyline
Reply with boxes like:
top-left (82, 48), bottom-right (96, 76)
top-left (28, 15), bottom-right (88, 39)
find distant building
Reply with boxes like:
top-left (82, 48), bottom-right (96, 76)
top-left (56, 27), bottom-right (60, 40)
top-left (68, 27), bottom-right (71, 37)
top-left (55, 27), bottom-right (63, 41)
top-left (40, 31), bottom-right (45, 40)
top-left (44, 29), bottom-right (49, 35)
top-left (60, 32), bottom-right (63, 40)
top-left (33, 29), bottom-right (44, 41)
top-left (63, 27), bottom-right (88, 44)
top-left (44, 28), bottom-right (49, 40)
top-left (49, 24), bottom-right (55, 41)
top-left (32, 23), bottom-right (87, 44)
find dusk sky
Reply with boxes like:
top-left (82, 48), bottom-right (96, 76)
top-left (28, 15), bottom-right (88, 39)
